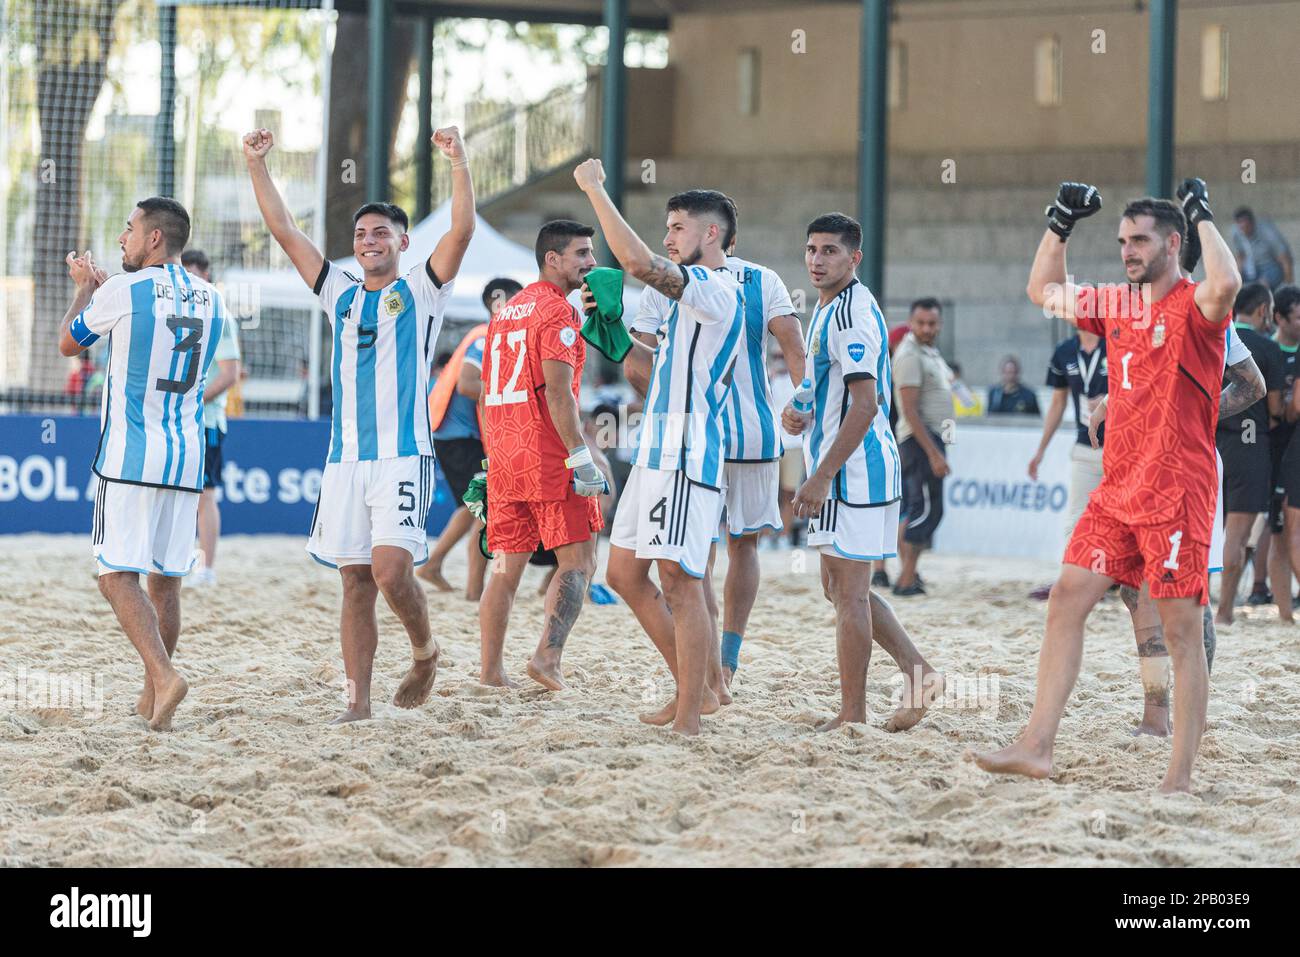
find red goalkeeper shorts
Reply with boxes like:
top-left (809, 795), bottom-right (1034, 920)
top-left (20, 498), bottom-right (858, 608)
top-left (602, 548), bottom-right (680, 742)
top-left (487, 487), bottom-right (603, 554)
top-left (1063, 500), bottom-right (1209, 604)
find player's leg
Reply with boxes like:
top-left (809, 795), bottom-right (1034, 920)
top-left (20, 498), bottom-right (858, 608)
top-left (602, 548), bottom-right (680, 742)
top-left (98, 572), bottom-right (187, 728)
top-left (1268, 524), bottom-right (1292, 622)
top-left (974, 562), bottom-right (1113, 776)
top-left (815, 552), bottom-right (874, 732)
top-left (196, 488), bottom-right (220, 578)
top-left (1215, 511), bottom-right (1255, 625)
top-left (701, 543), bottom-right (731, 705)
top-left (138, 572), bottom-right (183, 719)
top-left (527, 536), bottom-right (596, 691)
top-left (722, 534), bottom-right (759, 683)
top-left (656, 558), bottom-right (711, 736)
top-left (466, 517), bottom-right (488, 600)
top-left (371, 545), bottom-right (438, 708)
top-left (478, 551), bottom-right (531, 686)
top-left (418, 505), bottom-right (471, 591)
top-left (336, 563), bottom-right (379, 722)
top-left (868, 590), bottom-right (943, 732)
top-left (1154, 595), bottom-right (1209, 793)
top-left (1120, 582), bottom-right (1170, 736)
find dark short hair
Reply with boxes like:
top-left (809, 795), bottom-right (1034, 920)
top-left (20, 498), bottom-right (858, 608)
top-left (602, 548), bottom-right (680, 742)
top-left (805, 212), bottom-right (862, 252)
top-left (1121, 197), bottom-right (1186, 242)
top-left (910, 297), bottom-right (943, 315)
top-left (1234, 281), bottom-right (1273, 318)
top-left (136, 197), bottom-right (190, 254)
top-left (1001, 354), bottom-right (1022, 373)
top-left (352, 202), bottom-right (409, 232)
top-left (1233, 206), bottom-right (1255, 223)
top-left (434, 350), bottom-right (453, 368)
top-left (535, 219), bottom-right (595, 269)
top-left (181, 248), bottom-right (210, 272)
top-left (1274, 284), bottom-right (1300, 320)
top-left (481, 277), bottom-right (523, 312)
top-left (590, 401), bottom-right (620, 423)
top-left (666, 190), bottom-right (738, 249)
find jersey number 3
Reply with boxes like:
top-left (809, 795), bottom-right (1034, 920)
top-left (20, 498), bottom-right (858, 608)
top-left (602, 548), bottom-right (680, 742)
top-left (485, 329), bottom-right (528, 406)
top-left (155, 315), bottom-right (204, 394)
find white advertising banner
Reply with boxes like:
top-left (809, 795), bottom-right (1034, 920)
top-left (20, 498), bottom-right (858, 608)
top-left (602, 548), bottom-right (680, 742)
top-left (933, 423), bottom-right (1074, 561)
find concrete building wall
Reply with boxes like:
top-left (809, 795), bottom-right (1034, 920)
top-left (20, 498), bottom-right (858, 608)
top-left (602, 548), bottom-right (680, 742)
top-left (666, 2), bottom-right (1300, 159)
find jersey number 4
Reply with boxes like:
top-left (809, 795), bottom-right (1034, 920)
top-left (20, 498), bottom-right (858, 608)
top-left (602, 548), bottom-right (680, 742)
top-left (484, 329), bottom-right (528, 406)
top-left (155, 315), bottom-right (204, 394)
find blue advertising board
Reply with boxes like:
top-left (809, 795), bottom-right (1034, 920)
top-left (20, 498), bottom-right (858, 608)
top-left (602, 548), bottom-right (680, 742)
top-left (0, 415), bottom-right (456, 536)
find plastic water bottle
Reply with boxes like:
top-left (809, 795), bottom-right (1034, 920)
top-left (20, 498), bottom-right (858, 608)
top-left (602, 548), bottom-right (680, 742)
top-left (792, 377), bottom-right (814, 415)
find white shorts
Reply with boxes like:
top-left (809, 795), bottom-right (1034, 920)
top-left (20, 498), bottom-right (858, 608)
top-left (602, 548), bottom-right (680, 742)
top-left (721, 460), bottom-right (782, 537)
top-left (807, 498), bottom-right (901, 563)
top-left (307, 456), bottom-right (434, 568)
top-left (1209, 450), bottom-right (1225, 573)
top-left (609, 465), bottom-right (721, 578)
top-left (92, 477), bottom-right (199, 577)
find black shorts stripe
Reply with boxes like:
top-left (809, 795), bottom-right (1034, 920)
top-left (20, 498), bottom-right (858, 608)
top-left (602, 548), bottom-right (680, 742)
top-left (677, 476), bottom-right (693, 547)
top-left (666, 470), bottom-right (683, 546)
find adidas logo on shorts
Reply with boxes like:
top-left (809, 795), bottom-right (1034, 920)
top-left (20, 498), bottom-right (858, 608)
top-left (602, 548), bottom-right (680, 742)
top-left (649, 534), bottom-right (662, 546)
top-left (400, 517), bottom-right (415, 527)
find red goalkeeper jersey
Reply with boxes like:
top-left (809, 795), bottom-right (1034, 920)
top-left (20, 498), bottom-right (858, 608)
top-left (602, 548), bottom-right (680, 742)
top-left (1074, 277), bottom-right (1227, 543)
top-left (480, 280), bottom-right (586, 502)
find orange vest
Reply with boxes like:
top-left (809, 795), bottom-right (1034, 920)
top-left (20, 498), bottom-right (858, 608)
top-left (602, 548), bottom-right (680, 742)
top-left (428, 323), bottom-right (488, 435)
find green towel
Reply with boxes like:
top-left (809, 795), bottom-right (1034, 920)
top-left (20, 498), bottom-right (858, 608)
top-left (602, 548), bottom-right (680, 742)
top-left (580, 266), bottom-right (633, 362)
top-left (462, 471), bottom-right (493, 558)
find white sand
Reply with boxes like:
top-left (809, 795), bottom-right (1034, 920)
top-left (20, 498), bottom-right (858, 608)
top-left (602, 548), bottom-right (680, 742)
top-left (2, 532), bottom-right (1297, 866)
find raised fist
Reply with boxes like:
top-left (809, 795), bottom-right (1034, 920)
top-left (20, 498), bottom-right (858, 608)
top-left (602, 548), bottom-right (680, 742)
top-left (574, 158), bottom-right (605, 192)
top-left (433, 126), bottom-right (465, 161)
top-left (1045, 182), bottom-right (1102, 241)
top-left (242, 128), bottom-right (274, 161)
top-left (1177, 177), bottom-right (1213, 227)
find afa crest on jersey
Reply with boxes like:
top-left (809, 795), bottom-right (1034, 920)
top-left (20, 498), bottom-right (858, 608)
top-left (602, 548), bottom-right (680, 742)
top-left (383, 291), bottom-right (404, 316)
top-left (1152, 321), bottom-right (1166, 347)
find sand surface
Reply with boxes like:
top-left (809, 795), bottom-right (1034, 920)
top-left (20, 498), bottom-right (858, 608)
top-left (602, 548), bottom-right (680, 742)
top-left (2, 533), bottom-right (1297, 867)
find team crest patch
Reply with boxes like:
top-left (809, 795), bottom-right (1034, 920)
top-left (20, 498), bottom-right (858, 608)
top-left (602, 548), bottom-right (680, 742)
top-left (1152, 321), bottom-right (1166, 348)
top-left (560, 326), bottom-right (577, 347)
top-left (384, 291), bottom-right (404, 316)
top-left (847, 342), bottom-right (866, 362)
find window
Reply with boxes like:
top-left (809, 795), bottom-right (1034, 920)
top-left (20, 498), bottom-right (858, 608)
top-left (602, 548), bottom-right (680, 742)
top-left (1201, 25), bottom-right (1228, 101)
top-left (889, 41), bottom-right (907, 110)
top-left (1034, 35), bottom-right (1062, 107)
top-left (738, 48), bottom-right (759, 116)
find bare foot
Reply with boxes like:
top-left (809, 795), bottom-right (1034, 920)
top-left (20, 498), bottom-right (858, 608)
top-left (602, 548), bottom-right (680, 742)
top-left (147, 672), bottom-right (188, 732)
top-left (1157, 775), bottom-right (1192, 795)
top-left (1214, 613), bottom-right (1232, 627)
top-left (526, 656), bottom-right (566, 691)
top-left (712, 682), bottom-right (732, 707)
top-left (815, 712), bottom-right (865, 733)
top-left (135, 682), bottom-right (154, 718)
top-left (670, 717), bottom-right (701, 736)
top-left (480, 671), bottom-right (518, 689)
top-left (416, 565), bottom-right (453, 592)
top-left (639, 697), bottom-right (677, 726)
top-left (393, 651), bottom-right (439, 709)
top-left (723, 667), bottom-right (735, 689)
top-left (886, 669), bottom-right (943, 732)
top-left (330, 706), bottom-right (372, 724)
top-left (1132, 717), bottom-right (1170, 737)
top-left (700, 685), bottom-right (721, 715)
top-left (971, 741), bottom-right (1053, 779)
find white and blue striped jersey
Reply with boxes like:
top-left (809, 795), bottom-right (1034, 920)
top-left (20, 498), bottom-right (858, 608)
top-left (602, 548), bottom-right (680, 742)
top-left (803, 278), bottom-right (901, 506)
top-left (630, 264), bottom-right (745, 489)
top-left (69, 264), bottom-right (227, 492)
top-left (721, 255), bottom-right (797, 462)
top-left (315, 260), bottom-right (453, 463)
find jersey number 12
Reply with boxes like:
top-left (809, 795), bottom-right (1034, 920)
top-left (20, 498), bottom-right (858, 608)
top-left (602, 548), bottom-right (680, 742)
top-left (485, 330), bottom-right (528, 406)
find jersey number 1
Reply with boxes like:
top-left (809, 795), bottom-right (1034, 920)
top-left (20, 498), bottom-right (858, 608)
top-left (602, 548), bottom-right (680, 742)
top-left (485, 330), bottom-right (528, 407)
top-left (155, 315), bottom-right (204, 394)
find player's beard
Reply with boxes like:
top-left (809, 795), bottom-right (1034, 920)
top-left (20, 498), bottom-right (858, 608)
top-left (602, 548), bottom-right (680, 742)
top-left (121, 256), bottom-right (142, 273)
top-left (1131, 249), bottom-right (1171, 286)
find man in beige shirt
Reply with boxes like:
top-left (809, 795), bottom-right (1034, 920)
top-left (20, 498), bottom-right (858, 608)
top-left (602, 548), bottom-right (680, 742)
top-left (892, 298), bottom-right (953, 595)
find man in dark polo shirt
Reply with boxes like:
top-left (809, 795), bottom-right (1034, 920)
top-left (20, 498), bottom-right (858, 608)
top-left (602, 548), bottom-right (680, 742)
top-left (1216, 282), bottom-right (1284, 625)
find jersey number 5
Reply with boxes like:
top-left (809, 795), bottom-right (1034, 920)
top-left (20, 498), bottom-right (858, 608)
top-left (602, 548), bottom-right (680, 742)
top-left (485, 329), bottom-right (528, 406)
top-left (155, 315), bottom-right (204, 394)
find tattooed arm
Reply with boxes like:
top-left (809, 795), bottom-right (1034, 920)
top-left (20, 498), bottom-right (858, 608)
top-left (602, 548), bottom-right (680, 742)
top-left (1220, 356), bottom-right (1266, 420)
top-left (574, 158), bottom-right (687, 301)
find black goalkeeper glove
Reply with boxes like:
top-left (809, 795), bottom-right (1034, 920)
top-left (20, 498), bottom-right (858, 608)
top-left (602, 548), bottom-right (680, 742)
top-left (1177, 176), bottom-right (1214, 228)
top-left (1180, 218), bottom-right (1203, 275)
top-left (1045, 182), bottom-right (1102, 242)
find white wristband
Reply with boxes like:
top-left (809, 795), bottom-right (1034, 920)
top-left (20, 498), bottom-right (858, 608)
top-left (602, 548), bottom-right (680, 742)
top-left (565, 446), bottom-right (593, 470)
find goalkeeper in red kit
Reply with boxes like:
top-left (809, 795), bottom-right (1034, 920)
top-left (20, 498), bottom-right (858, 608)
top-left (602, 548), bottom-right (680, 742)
top-left (477, 220), bottom-right (609, 691)
top-left (975, 178), bottom-right (1241, 793)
